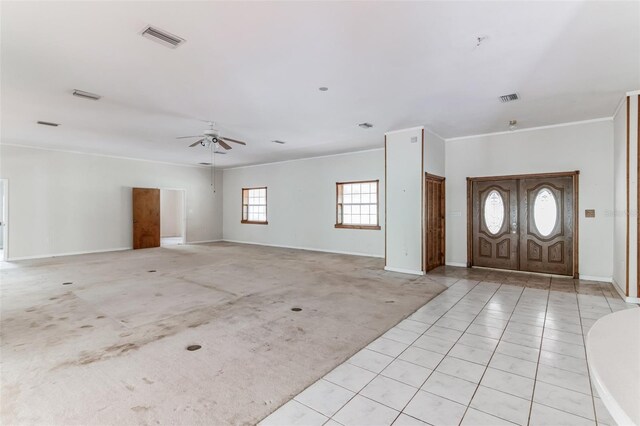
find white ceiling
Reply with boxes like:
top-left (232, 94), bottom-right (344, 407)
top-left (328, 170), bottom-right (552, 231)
top-left (1, 1), bottom-right (639, 167)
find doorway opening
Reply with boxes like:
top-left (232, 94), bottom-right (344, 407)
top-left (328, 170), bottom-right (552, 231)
top-left (160, 189), bottom-right (186, 246)
top-left (0, 179), bottom-right (7, 261)
top-left (425, 173), bottom-right (446, 272)
top-left (467, 171), bottom-right (579, 277)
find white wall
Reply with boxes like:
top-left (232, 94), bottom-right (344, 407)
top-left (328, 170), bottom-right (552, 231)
top-left (425, 129), bottom-right (445, 177)
top-left (160, 189), bottom-right (184, 237)
top-left (385, 127), bottom-right (424, 274)
top-left (0, 145), bottom-right (223, 260)
top-left (222, 149), bottom-right (384, 257)
top-left (445, 120), bottom-right (614, 280)
top-left (613, 100), bottom-right (628, 293)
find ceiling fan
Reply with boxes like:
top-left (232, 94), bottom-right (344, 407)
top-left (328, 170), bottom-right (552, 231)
top-left (177, 122), bottom-right (247, 151)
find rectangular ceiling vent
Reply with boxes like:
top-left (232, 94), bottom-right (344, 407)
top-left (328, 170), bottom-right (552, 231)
top-left (37, 120), bottom-right (60, 127)
top-left (141, 26), bottom-right (185, 49)
top-left (72, 89), bottom-right (101, 101)
top-left (499, 93), bottom-right (519, 103)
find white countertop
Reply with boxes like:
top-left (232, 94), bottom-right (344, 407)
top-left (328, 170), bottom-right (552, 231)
top-left (587, 308), bottom-right (640, 426)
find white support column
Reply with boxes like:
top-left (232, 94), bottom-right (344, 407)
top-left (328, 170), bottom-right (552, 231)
top-left (384, 127), bottom-right (424, 275)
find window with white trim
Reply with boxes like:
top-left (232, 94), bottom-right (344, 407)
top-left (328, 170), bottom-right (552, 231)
top-left (242, 187), bottom-right (267, 224)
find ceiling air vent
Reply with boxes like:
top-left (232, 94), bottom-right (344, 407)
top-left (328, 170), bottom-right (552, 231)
top-left (72, 89), bottom-right (101, 101)
top-left (499, 93), bottom-right (519, 103)
top-left (141, 26), bottom-right (185, 49)
top-left (37, 121), bottom-right (60, 127)
top-left (271, 140), bottom-right (286, 144)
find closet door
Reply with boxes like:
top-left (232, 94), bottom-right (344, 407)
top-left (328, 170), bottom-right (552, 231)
top-left (472, 179), bottom-right (519, 270)
top-left (519, 176), bottom-right (574, 275)
top-left (133, 188), bottom-right (161, 249)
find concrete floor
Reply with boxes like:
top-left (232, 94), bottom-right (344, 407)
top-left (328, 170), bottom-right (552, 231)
top-left (0, 242), bottom-right (446, 425)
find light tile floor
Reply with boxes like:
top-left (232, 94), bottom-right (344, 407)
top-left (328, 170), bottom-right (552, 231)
top-left (260, 266), bottom-right (638, 426)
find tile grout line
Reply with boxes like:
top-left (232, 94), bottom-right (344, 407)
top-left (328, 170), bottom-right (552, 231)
top-left (458, 282), bottom-right (528, 425)
top-left (575, 286), bottom-right (603, 425)
top-left (525, 277), bottom-right (552, 426)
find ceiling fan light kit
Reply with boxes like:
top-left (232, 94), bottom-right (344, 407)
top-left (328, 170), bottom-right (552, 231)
top-left (177, 121), bottom-right (249, 193)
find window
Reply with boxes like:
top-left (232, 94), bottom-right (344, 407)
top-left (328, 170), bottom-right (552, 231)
top-left (242, 187), bottom-right (267, 224)
top-left (336, 180), bottom-right (380, 230)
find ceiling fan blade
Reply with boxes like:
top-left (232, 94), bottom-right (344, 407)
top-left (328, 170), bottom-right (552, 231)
top-left (217, 139), bottom-right (232, 150)
top-left (220, 137), bottom-right (246, 145)
top-left (189, 139), bottom-right (205, 147)
top-left (177, 135), bottom-right (203, 139)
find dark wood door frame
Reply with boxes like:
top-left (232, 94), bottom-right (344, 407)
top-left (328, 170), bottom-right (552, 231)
top-left (425, 173), bottom-right (446, 272)
top-left (467, 171), bottom-right (580, 278)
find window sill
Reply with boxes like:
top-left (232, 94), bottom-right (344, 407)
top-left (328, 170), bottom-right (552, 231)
top-left (241, 220), bottom-right (268, 225)
top-left (335, 224), bottom-right (381, 230)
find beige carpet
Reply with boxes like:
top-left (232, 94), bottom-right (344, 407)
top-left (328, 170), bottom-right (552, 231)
top-left (0, 242), bottom-right (446, 425)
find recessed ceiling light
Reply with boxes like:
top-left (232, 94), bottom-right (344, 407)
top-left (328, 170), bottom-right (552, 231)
top-left (141, 25), bottom-right (185, 49)
top-left (72, 89), bottom-right (101, 101)
top-left (318, 87), bottom-right (328, 92)
top-left (37, 121), bottom-right (60, 127)
top-left (271, 140), bottom-right (286, 144)
top-left (358, 122), bottom-right (373, 129)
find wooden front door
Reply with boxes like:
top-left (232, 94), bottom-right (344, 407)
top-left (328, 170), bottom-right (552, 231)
top-left (425, 174), bottom-right (446, 272)
top-left (472, 179), bottom-right (520, 270)
top-left (133, 188), bottom-right (160, 249)
top-left (469, 172), bottom-right (578, 276)
top-left (519, 176), bottom-right (574, 275)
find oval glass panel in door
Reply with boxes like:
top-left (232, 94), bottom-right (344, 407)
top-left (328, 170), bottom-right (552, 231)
top-left (484, 190), bottom-right (505, 235)
top-left (533, 188), bottom-right (558, 237)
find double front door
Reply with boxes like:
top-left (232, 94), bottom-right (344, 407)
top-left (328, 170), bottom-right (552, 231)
top-left (469, 172), bottom-right (578, 277)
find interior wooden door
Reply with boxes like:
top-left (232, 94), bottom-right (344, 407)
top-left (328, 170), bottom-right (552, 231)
top-left (133, 188), bottom-right (160, 249)
top-left (472, 179), bottom-right (519, 270)
top-left (519, 176), bottom-right (574, 275)
top-left (425, 174), bottom-right (445, 272)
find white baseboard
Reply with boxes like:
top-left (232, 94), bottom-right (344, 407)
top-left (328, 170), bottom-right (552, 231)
top-left (7, 246), bottom-right (132, 262)
top-left (384, 266), bottom-right (425, 276)
top-left (579, 275), bottom-right (613, 283)
top-left (611, 279), bottom-right (640, 304)
top-left (187, 239), bottom-right (223, 244)
top-left (445, 262), bottom-right (467, 268)
top-left (222, 239), bottom-right (384, 258)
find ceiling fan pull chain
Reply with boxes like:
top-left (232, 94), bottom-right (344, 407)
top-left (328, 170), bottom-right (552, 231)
top-left (211, 142), bottom-right (216, 193)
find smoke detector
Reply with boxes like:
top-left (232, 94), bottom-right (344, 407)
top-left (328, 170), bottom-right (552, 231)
top-left (499, 93), bottom-right (519, 103)
top-left (141, 26), bottom-right (186, 49)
